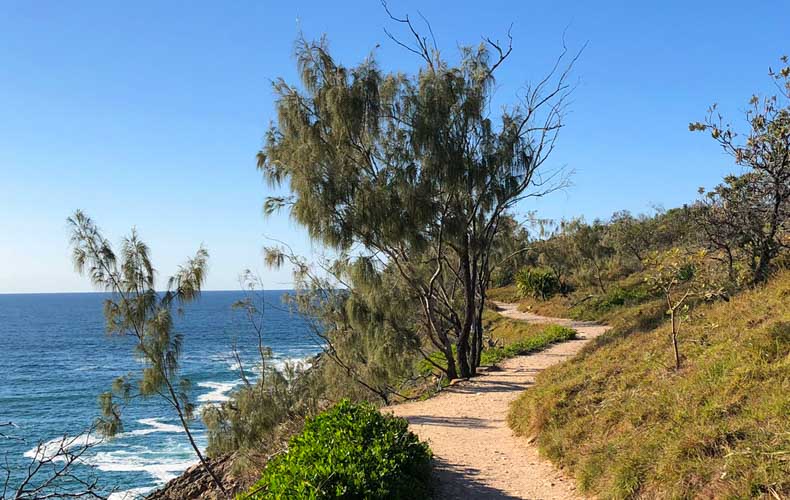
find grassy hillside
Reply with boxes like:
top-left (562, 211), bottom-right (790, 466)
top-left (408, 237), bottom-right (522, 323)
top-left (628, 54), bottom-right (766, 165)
top-left (508, 271), bottom-right (790, 499)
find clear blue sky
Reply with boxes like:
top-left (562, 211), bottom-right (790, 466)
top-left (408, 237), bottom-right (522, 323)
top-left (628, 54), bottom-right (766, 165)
top-left (1, 0), bottom-right (788, 293)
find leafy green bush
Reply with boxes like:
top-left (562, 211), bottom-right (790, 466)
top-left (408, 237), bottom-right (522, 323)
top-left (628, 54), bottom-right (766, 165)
top-left (242, 400), bottom-right (432, 499)
top-left (516, 267), bottom-right (560, 300)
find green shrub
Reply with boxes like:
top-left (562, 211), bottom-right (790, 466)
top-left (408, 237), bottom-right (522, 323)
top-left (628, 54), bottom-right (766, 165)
top-left (242, 400), bottom-right (432, 499)
top-left (570, 284), bottom-right (653, 319)
top-left (516, 267), bottom-right (560, 300)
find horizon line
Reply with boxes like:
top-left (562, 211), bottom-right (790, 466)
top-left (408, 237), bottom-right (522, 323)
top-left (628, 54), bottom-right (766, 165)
top-left (0, 288), bottom-right (300, 296)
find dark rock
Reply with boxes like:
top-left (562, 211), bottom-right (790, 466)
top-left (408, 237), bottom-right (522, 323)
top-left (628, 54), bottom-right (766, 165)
top-left (146, 454), bottom-right (242, 500)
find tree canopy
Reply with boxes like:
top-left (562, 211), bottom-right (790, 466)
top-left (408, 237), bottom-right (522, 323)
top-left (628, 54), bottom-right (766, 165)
top-left (258, 21), bottom-right (578, 379)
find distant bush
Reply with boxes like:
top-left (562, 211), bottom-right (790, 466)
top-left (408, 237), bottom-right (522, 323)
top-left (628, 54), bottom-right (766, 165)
top-left (486, 285), bottom-right (521, 303)
top-left (516, 267), bottom-right (560, 300)
top-left (571, 284), bottom-right (654, 319)
top-left (242, 400), bottom-right (432, 499)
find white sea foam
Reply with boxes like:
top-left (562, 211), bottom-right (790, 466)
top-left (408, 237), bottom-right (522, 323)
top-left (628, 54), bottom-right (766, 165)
top-left (23, 419), bottom-right (196, 487)
top-left (196, 381), bottom-right (238, 403)
top-left (226, 357), bottom-right (243, 372)
top-left (23, 433), bottom-right (103, 462)
top-left (120, 418), bottom-right (184, 437)
top-left (209, 351), bottom-right (244, 373)
top-left (91, 449), bottom-right (196, 484)
top-left (271, 356), bottom-right (309, 371)
top-left (219, 350), bottom-right (315, 376)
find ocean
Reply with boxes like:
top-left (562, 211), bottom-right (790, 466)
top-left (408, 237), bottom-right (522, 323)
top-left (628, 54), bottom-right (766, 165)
top-left (0, 291), bottom-right (318, 498)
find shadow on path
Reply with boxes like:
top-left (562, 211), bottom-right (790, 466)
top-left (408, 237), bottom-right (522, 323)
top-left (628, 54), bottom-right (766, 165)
top-left (447, 380), bottom-right (530, 395)
top-left (407, 415), bottom-right (493, 428)
top-left (432, 458), bottom-right (524, 500)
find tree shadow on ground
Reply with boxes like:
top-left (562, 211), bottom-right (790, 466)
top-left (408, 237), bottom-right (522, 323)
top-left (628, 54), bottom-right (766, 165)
top-left (432, 458), bottom-right (524, 499)
top-left (407, 415), bottom-right (493, 428)
top-left (449, 380), bottom-right (532, 394)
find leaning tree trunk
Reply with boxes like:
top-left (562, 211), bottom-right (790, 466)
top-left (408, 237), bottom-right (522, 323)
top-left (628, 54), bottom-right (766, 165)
top-left (165, 381), bottom-right (226, 494)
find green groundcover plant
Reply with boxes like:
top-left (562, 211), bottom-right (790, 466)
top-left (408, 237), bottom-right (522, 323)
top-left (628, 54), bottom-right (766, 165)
top-left (241, 401), bottom-right (432, 499)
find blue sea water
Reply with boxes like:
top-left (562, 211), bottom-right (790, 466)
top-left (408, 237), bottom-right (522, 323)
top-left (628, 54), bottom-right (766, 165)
top-left (0, 291), bottom-right (318, 498)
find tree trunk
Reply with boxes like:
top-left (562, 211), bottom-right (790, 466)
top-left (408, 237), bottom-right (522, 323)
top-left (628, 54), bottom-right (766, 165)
top-left (670, 310), bottom-right (681, 370)
top-left (469, 328), bottom-right (479, 377)
top-left (474, 290), bottom-right (485, 370)
top-left (593, 259), bottom-right (607, 294)
top-left (444, 345), bottom-right (458, 380)
top-left (456, 241), bottom-right (474, 379)
top-left (166, 383), bottom-right (226, 494)
top-left (456, 336), bottom-right (471, 378)
top-left (725, 248), bottom-right (735, 283)
top-left (753, 244), bottom-right (773, 284)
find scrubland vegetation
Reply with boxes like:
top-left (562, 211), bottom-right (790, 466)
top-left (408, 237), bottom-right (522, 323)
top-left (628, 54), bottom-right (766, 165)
top-left (189, 7), bottom-right (587, 495)
top-left (496, 58), bottom-right (790, 498)
top-left (40, 5), bottom-right (786, 498)
top-left (213, 35), bottom-right (788, 500)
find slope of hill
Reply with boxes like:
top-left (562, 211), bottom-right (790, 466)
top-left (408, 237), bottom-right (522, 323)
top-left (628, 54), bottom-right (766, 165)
top-left (508, 271), bottom-right (790, 498)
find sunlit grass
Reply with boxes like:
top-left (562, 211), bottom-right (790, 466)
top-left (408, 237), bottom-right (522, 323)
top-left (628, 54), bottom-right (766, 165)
top-left (508, 270), bottom-right (790, 498)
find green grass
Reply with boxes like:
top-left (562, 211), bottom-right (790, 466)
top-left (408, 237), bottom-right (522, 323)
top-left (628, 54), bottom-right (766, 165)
top-left (508, 270), bottom-right (790, 499)
top-left (486, 285), bottom-right (521, 303)
top-left (480, 324), bottom-right (577, 365)
top-left (418, 310), bottom-right (576, 375)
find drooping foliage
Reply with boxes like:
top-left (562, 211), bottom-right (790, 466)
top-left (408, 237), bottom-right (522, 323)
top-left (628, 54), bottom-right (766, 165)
top-left (489, 214), bottom-right (534, 288)
top-left (264, 248), bottom-right (424, 404)
top-left (203, 361), bottom-right (321, 458)
top-left (259, 27), bottom-right (576, 379)
top-left (67, 210), bottom-right (224, 492)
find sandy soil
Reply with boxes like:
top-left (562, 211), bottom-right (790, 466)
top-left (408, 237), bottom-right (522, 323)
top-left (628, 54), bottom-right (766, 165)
top-left (386, 302), bottom-right (610, 499)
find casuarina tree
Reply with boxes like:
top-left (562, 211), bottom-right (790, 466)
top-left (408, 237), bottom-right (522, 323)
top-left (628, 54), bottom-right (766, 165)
top-left (258, 8), bottom-right (579, 379)
top-left (67, 210), bottom-right (225, 493)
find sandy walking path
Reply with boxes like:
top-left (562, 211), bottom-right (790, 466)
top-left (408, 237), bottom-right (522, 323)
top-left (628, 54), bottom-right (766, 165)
top-left (387, 302), bottom-right (610, 499)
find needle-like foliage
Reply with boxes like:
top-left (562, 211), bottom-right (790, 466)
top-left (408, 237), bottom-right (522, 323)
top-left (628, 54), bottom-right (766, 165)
top-left (67, 210), bottom-right (225, 493)
top-left (259, 14), bottom-right (580, 379)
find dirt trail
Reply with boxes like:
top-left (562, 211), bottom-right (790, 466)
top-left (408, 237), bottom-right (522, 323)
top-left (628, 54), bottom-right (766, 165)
top-left (386, 302), bottom-right (610, 499)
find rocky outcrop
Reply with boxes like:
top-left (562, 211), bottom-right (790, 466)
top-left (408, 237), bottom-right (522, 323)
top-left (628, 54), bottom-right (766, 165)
top-left (146, 454), bottom-right (243, 500)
